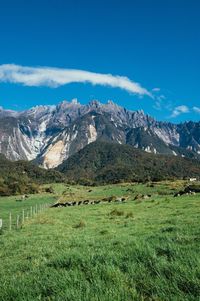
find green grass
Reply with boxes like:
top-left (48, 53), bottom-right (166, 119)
top-left (0, 193), bottom-right (56, 230)
top-left (0, 182), bottom-right (200, 300)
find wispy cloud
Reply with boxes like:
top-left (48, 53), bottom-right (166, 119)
top-left (0, 64), bottom-right (152, 97)
top-left (152, 87), bottom-right (160, 92)
top-left (153, 95), bottom-right (167, 110)
top-left (170, 105), bottom-right (190, 118)
top-left (193, 106), bottom-right (200, 114)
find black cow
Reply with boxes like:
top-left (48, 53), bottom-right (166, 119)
top-left (94, 200), bottom-right (101, 204)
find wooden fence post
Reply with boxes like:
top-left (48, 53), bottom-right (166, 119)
top-left (0, 219), bottom-right (3, 232)
top-left (22, 209), bottom-right (25, 224)
top-left (9, 212), bottom-right (12, 231)
top-left (16, 215), bottom-right (19, 229)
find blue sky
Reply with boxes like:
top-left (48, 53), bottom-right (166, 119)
top-left (0, 0), bottom-right (199, 122)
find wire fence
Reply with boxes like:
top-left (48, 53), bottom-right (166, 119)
top-left (0, 202), bottom-right (52, 234)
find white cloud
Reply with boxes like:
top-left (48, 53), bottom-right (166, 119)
top-left (0, 64), bottom-right (152, 97)
top-left (152, 87), bottom-right (160, 92)
top-left (193, 106), bottom-right (200, 114)
top-left (170, 105), bottom-right (190, 118)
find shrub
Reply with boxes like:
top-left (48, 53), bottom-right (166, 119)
top-left (109, 209), bottom-right (124, 216)
top-left (45, 186), bottom-right (55, 194)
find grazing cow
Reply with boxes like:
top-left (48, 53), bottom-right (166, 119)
top-left (51, 203), bottom-right (59, 208)
top-left (102, 196), bottom-right (114, 203)
top-left (94, 200), bottom-right (101, 204)
top-left (174, 184), bottom-right (200, 197)
top-left (51, 203), bottom-right (65, 208)
top-left (78, 201), bottom-right (82, 206)
top-left (174, 190), bottom-right (186, 197)
top-left (115, 197), bottom-right (126, 202)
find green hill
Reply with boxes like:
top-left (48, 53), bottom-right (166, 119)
top-left (0, 154), bottom-right (64, 196)
top-left (57, 141), bottom-right (200, 184)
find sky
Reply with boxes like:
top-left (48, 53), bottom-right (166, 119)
top-left (0, 0), bottom-right (199, 122)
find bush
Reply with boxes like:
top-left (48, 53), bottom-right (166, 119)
top-left (109, 209), bottom-right (124, 216)
top-left (45, 186), bottom-right (55, 194)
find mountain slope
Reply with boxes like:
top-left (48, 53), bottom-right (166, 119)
top-left (57, 141), bottom-right (200, 184)
top-left (0, 100), bottom-right (200, 167)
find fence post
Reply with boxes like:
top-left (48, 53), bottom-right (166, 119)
top-left (30, 206), bottom-right (33, 218)
top-left (22, 209), bottom-right (25, 224)
top-left (0, 219), bottom-right (3, 232)
top-left (9, 212), bottom-right (12, 231)
top-left (16, 215), bottom-right (19, 229)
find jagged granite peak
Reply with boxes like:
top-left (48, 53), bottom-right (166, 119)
top-left (0, 99), bottom-right (199, 168)
top-left (56, 98), bottom-right (81, 109)
top-left (88, 99), bottom-right (101, 108)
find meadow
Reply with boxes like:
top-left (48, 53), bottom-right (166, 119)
top-left (0, 181), bottom-right (200, 301)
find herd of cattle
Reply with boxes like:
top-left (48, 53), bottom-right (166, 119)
top-left (15, 184), bottom-right (199, 207)
top-left (51, 196), bottom-right (127, 208)
top-left (174, 185), bottom-right (200, 197)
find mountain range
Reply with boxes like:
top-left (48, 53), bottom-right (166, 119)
top-left (0, 99), bottom-right (200, 168)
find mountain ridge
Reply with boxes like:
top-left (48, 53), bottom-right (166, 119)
top-left (0, 100), bottom-right (200, 167)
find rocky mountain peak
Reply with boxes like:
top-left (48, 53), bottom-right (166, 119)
top-left (88, 100), bottom-right (101, 108)
top-left (0, 99), bottom-right (199, 168)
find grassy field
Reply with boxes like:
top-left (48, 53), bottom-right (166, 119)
top-left (0, 182), bottom-right (200, 300)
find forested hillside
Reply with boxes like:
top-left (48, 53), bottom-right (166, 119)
top-left (58, 141), bottom-right (200, 184)
top-left (0, 154), bottom-right (64, 195)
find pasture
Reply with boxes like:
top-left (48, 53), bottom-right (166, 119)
top-left (0, 182), bottom-right (200, 300)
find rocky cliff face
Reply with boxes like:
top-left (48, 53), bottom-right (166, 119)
top-left (0, 99), bottom-right (199, 168)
